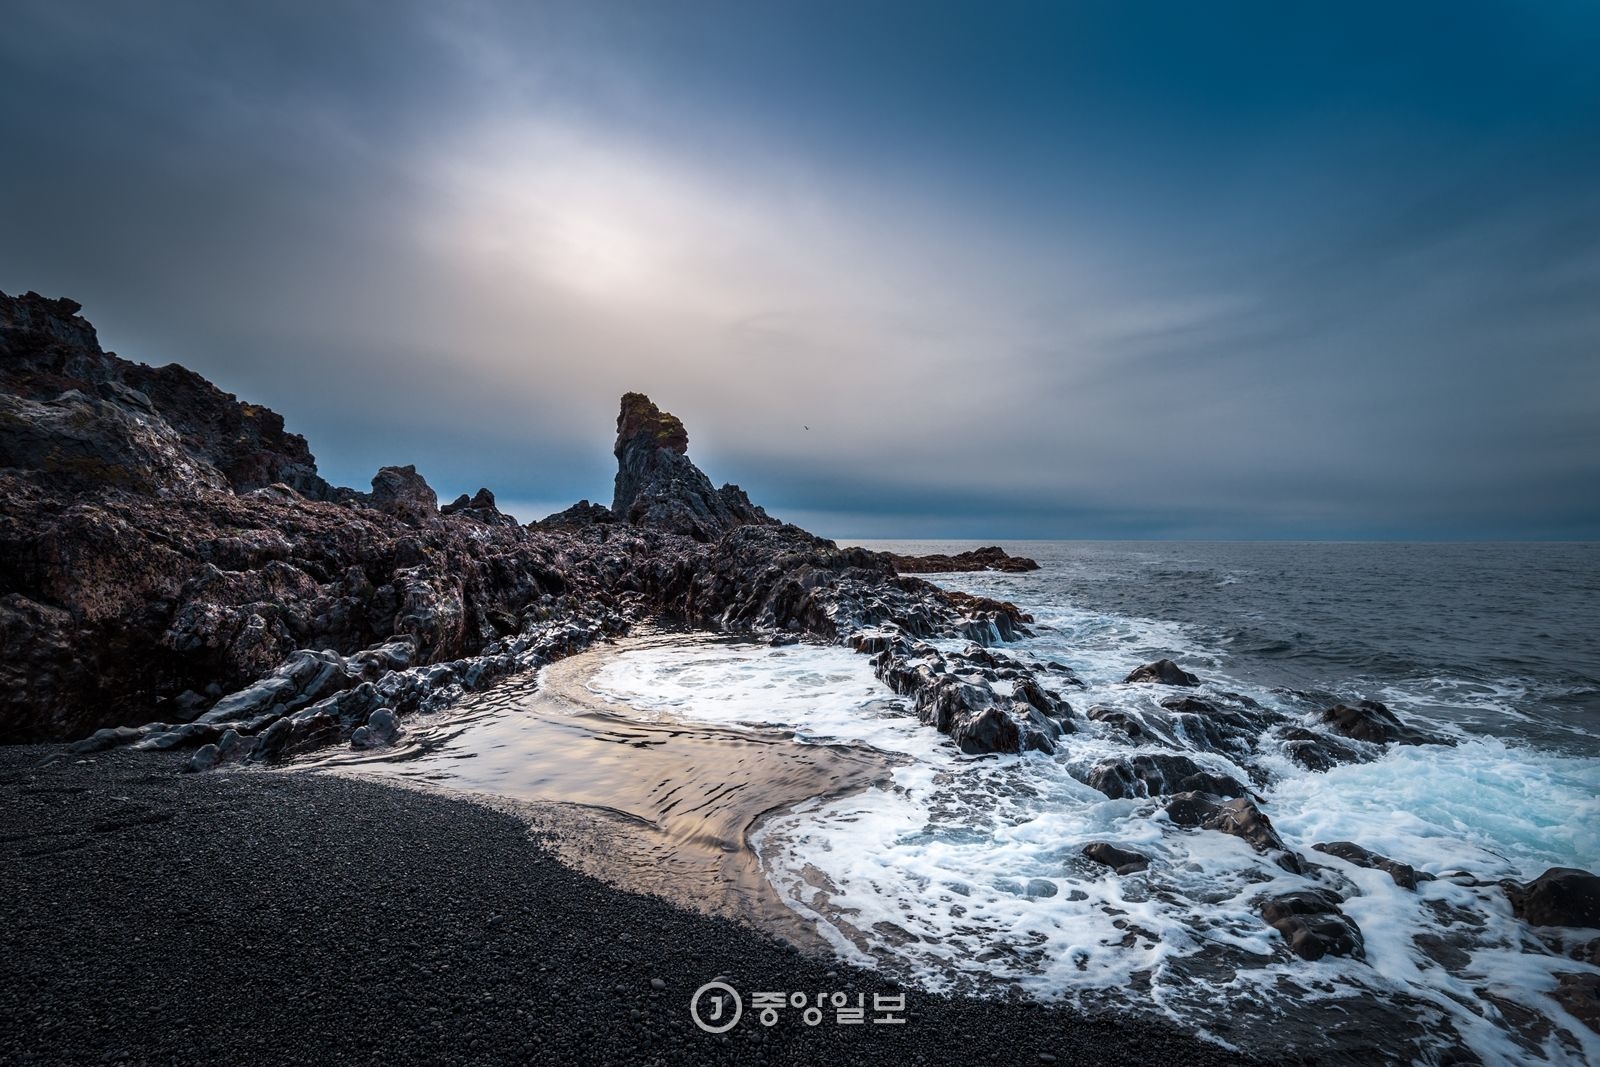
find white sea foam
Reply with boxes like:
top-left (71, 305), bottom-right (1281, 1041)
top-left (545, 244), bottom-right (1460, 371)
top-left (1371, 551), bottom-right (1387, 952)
top-left (592, 632), bottom-right (1600, 1064)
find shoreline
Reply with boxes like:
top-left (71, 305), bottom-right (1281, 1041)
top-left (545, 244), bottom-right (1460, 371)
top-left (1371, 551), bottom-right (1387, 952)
top-left (285, 632), bottom-right (902, 952)
top-left (0, 743), bottom-right (1260, 1067)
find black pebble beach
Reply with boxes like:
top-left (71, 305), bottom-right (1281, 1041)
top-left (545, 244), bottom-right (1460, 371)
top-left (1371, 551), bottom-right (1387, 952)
top-left (0, 746), bottom-right (1271, 1067)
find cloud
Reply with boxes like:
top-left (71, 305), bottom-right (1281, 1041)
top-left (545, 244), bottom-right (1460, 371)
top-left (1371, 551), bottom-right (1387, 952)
top-left (0, 1), bottom-right (1596, 538)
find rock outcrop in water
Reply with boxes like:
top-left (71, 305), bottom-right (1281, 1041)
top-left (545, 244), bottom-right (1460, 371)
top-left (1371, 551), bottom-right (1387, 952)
top-left (1165, 791), bottom-right (1306, 874)
top-left (1504, 868), bottom-right (1600, 929)
top-left (1317, 698), bottom-right (1455, 747)
top-left (1313, 841), bottom-right (1433, 891)
top-left (1085, 753), bottom-right (1252, 801)
top-left (1124, 658), bottom-right (1201, 686)
top-left (1082, 842), bottom-right (1150, 875)
top-left (1259, 888), bottom-right (1366, 961)
top-left (880, 546), bottom-right (1040, 574)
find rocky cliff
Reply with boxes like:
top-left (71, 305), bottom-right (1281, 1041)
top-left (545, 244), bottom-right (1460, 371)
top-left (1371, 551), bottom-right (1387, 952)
top-left (1, 292), bottom-right (330, 497)
top-left (0, 290), bottom-right (1043, 761)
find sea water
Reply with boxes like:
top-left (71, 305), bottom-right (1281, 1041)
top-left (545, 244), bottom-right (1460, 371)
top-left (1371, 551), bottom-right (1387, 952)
top-left (587, 541), bottom-right (1600, 1065)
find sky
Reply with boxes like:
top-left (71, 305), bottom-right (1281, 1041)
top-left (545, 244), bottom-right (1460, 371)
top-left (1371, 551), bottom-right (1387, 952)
top-left (2, 1), bottom-right (1597, 539)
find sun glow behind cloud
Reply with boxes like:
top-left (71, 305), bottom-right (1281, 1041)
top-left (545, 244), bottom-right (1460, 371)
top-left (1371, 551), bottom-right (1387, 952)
top-left (400, 112), bottom-right (1138, 490)
top-left (3, 0), bottom-right (1597, 536)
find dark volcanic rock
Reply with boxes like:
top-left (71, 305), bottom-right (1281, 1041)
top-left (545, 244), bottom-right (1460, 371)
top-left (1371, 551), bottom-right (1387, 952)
top-left (440, 487), bottom-right (517, 527)
top-left (1, 290), bottom-right (330, 497)
top-left (861, 626), bottom-right (1064, 756)
top-left (1082, 842), bottom-right (1150, 875)
top-left (351, 707), bottom-right (400, 749)
top-left (370, 464), bottom-right (438, 523)
top-left (1260, 889), bottom-right (1366, 961)
top-left (1160, 694), bottom-right (1281, 758)
top-left (1124, 659), bottom-right (1201, 686)
top-left (1083, 753), bottom-right (1251, 801)
top-left (1317, 699), bottom-right (1452, 747)
top-left (1313, 841), bottom-right (1433, 890)
top-left (1277, 726), bottom-right (1377, 772)
top-left (943, 590), bottom-right (1034, 641)
top-left (1504, 867), bottom-right (1600, 929)
top-left (1086, 704), bottom-right (1146, 738)
top-left (0, 385), bottom-right (229, 495)
top-left (1554, 972), bottom-right (1600, 1034)
top-left (882, 546), bottom-right (1040, 574)
top-left (610, 391), bottom-right (775, 541)
top-left (1166, 792), bottom-right (1304, 873)
top-left (535, 499), bottom-right (614, 528)
top-left (951, 704), bottom-right (1022, 755)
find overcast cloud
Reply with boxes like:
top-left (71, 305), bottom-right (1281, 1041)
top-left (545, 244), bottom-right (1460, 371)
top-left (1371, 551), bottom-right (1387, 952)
top-left (3, 1), bottom-right (1597, 537)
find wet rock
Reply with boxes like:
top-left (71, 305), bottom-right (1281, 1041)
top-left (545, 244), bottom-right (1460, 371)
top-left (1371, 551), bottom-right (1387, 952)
top-left (1317, 699), bottom-right (1451, 746)
top-left (1020, 707), bottom-right (1061, 753)
top-left (1083, 753), bottom-right (1250, 800)
top-left (1082, 842), bottom-right (1150, 875)
top-left (250, 717), bottom-right (293, 763)
top-left (1012, 679), bottom-right (1075, 728)
top-left (67, 726), bottom-right (145, 754)
top-left (1086, 705), bottom-right (1145, 738)
top-left (1260, 889), bottom-right (1365, 961)
top-left (352, 707), bottom-right (400, 749)
top-left (1554, 972), bottom-right (1600, 1034)
top-left (1277, 726), bottom-right (1376, 772)
top-left (1124, 659), bottom-right (1200, 687)
top-left (186, 743), bottom-right (220, 773)
top-left (943, 591), bottom-right (1032, 643)
top-left (1313, 841), bottom-right (1433, 890)
top-left (198, 648), bottom-right (359, 726)
top-left (1413, 932), bottom-right (1473, 970)
top-left (1165, 792), bottom-right (1304, 872)
top-left (216, 728), bottom-right (252, 763)
top-left (1158, 694), bottom-right (1281, 754)
top-left (133, 721), bottom-right (227, 751)
top-left (1504, 867), bottom-right (1600, 929)
top-left (950, 704), bottom-right (1021, 755)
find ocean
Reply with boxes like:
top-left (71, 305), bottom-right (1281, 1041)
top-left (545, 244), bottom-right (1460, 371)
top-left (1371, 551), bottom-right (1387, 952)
top-left (302, 540), bottom-right (1600, 1063)
top-left (587, 540), bottom-right (1600, 1064)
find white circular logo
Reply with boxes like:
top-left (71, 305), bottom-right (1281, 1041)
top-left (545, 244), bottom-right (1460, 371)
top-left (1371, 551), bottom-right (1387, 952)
top-left (689, 981), bottom-right (743, 1033)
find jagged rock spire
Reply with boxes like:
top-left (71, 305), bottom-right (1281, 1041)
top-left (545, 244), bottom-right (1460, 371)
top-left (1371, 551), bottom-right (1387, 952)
top-left (610, 392), bottom-right (774, 542)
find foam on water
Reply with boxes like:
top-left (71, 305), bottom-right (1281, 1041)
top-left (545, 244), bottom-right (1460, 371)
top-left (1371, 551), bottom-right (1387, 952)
top-left (591, 623), bottom-right (1600, 1064)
